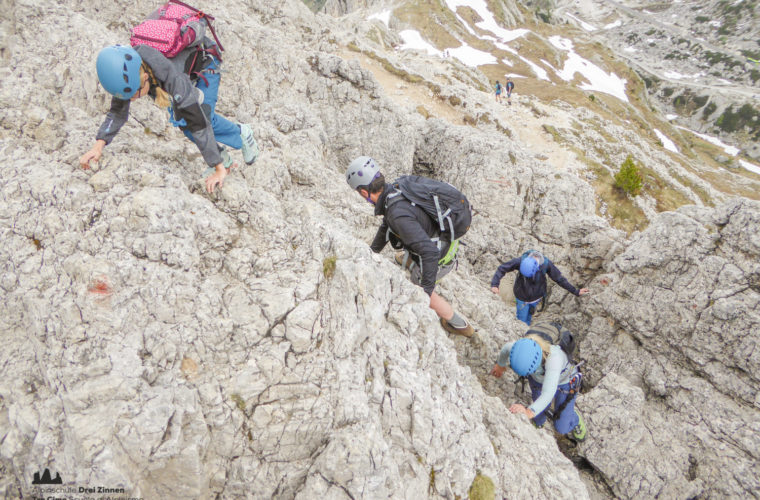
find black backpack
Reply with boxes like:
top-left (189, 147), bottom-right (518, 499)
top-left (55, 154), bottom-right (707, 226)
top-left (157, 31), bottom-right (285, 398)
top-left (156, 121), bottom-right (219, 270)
top-left (385, 175), bottom-right (472, 240)
top-left (524, 321), bottom-right (576, 360)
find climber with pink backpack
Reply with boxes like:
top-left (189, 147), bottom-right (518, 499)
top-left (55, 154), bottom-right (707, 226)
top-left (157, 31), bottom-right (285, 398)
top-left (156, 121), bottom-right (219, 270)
top-left (80, 0), bottom-right (259, 194)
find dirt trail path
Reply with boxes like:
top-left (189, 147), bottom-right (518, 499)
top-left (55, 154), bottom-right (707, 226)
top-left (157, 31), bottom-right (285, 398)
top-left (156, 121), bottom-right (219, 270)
top-left (339, 50), bottom-right (465, 125)
top-left (341, 50), bottom-right (582, 173)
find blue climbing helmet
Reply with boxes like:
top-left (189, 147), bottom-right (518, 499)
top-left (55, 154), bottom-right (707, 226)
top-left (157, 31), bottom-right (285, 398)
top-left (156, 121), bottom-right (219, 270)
top-left (509, 338), bottom-right (542, 376)
top-left (96, 45), bottom-right (143, 100)
top-left (346, 156), bottom-right (381, 190)
top-left (519, 254), bottom-right (540, 278)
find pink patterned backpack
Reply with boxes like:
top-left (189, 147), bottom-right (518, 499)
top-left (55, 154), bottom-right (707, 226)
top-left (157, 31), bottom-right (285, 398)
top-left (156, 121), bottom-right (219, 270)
top-left (130, 0), bottom-right (224, 59)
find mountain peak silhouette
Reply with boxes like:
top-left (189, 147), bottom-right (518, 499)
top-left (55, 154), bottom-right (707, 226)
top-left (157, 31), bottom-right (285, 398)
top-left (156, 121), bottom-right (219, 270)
top-left (32, 468), bottom-right (62, 485)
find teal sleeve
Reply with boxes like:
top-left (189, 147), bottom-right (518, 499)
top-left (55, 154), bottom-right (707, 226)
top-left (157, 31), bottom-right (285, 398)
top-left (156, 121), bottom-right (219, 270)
top-left (497, 341), bottom-right (515, 367)
top-left (528, 348), bottom-right (565, 415)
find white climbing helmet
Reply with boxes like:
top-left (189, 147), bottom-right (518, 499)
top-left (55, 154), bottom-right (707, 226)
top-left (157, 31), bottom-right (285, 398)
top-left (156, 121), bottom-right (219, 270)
top-left (346, 156), bottom-right (381, 190)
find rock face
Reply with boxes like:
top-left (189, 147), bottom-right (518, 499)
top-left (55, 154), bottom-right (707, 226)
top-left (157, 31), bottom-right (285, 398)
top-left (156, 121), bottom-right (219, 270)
top-left (571, 199), bottom-right (760, 499)
top-left (0, 0), bottom-right (758, 499)
top-left (322, 0), bottom-right (383, 16)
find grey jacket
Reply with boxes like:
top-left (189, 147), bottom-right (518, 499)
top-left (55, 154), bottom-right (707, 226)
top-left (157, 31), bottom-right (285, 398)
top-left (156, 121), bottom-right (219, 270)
top-left (96, 33), bottom-right (223, 167)
top-left (497, 342), bottom-right (575, 415)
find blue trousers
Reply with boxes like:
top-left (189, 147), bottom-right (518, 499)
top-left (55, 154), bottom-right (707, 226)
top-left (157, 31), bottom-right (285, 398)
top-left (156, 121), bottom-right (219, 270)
top-left (529, 377), bottom-right (579, 435)
top-left (178, 59), bottom-right (242, 150)
top-left (515, 298), bottom-right (539, 325)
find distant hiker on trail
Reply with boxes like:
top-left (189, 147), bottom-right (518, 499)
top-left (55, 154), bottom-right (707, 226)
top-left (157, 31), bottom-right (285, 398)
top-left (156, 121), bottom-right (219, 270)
top-left (494, 80), bottom-right (503, 103)
top-left (346, 156), bottom-right (475, 337)
top-left (505, 78), bottom-right (514, 105)
top-left (79, 1), bottom-right (259, 194)
top-left (490, 250), bottom-right (588, 325)
top-left (490, 321), bottom-right (586, 441)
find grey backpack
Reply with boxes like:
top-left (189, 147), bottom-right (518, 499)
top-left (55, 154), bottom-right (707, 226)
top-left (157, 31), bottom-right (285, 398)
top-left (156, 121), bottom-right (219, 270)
top-left (524, 321), bottom-right (577, 360)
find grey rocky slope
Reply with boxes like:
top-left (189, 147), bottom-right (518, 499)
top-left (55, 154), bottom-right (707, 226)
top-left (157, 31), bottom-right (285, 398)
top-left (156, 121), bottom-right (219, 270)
top-left (566, 198), bottom-right (760, 499)
top-left (0, 1), bottom-right (759, 500)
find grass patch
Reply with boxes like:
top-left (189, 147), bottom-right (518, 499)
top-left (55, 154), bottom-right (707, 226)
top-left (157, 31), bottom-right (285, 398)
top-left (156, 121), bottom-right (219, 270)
top-left (487, 0), bottom-right (510, 26)
top-left (672, 91), bottom-right (710, 116)
top-left (323, 256), bottom-right (337, 279)
top-left (416, 105), bottom-right (431, 118)
top-left (669, 170), bottom-right (714, 206)
top-left (301, 0), bottom-right (327, 12)
top-left (715, 104), bottom-right (760, 140)
top-left (395, 1), bottom-right (460, 50)
top-left (639, 166), bottom-right (692, 211)
top-left (702, 101), bottom-right (717, 119)
top-left (230, 393), bottom-right (246, 413)
top-left (542, 124), bottom-right (568, 145)
top-left (366, 28), bottom-right (383, 47)
top-left (496, 121), bottom-right (512, 138)
top-left (529, 103), bottom-right (548, 118)
top-left (357, 48), bottom-right (443, 96)
top-left (469, 473), bottom-right (495, 500)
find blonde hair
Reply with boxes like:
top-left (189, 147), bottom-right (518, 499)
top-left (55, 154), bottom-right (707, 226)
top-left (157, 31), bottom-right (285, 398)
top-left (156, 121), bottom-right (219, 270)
top-left (140, 64), bottom-right (171, 108)
top-left (526, 334), bottom-right (551, 362)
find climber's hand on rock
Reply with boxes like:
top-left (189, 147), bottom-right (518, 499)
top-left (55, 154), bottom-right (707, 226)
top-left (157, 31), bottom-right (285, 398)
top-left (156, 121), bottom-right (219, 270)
top-left (490, 364), bottom-right (506, 378)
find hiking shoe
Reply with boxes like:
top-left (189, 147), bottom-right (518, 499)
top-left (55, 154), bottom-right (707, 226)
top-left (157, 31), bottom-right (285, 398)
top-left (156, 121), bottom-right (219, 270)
top-left (239, 124), bottom-right (259, 165)
top-left (439, 317), bottom-right (474, 337)
top-left (394, 251), bottom-right (413, 270)
top-left (570, 408), bottom-right (587, 442)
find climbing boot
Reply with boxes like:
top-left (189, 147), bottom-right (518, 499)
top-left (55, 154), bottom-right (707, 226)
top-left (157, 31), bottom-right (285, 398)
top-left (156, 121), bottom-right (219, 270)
top-left (439, 317), bottom-right (474, 338)
top-left (570, 408), bottom-right (587, 442)
top-left (240, 123), bottom-right (259, 165)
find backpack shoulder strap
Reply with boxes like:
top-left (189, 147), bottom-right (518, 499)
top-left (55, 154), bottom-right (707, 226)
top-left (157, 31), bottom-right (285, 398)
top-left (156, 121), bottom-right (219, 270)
top-left (384, 186), bottom-right (405, 209)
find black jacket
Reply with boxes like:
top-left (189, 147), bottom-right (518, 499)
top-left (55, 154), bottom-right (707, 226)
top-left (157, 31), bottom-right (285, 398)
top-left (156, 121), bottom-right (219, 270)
top-left (370, 184), bottom-right (448, 295)
top-left (490, 257), bottom-right (579, 302)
